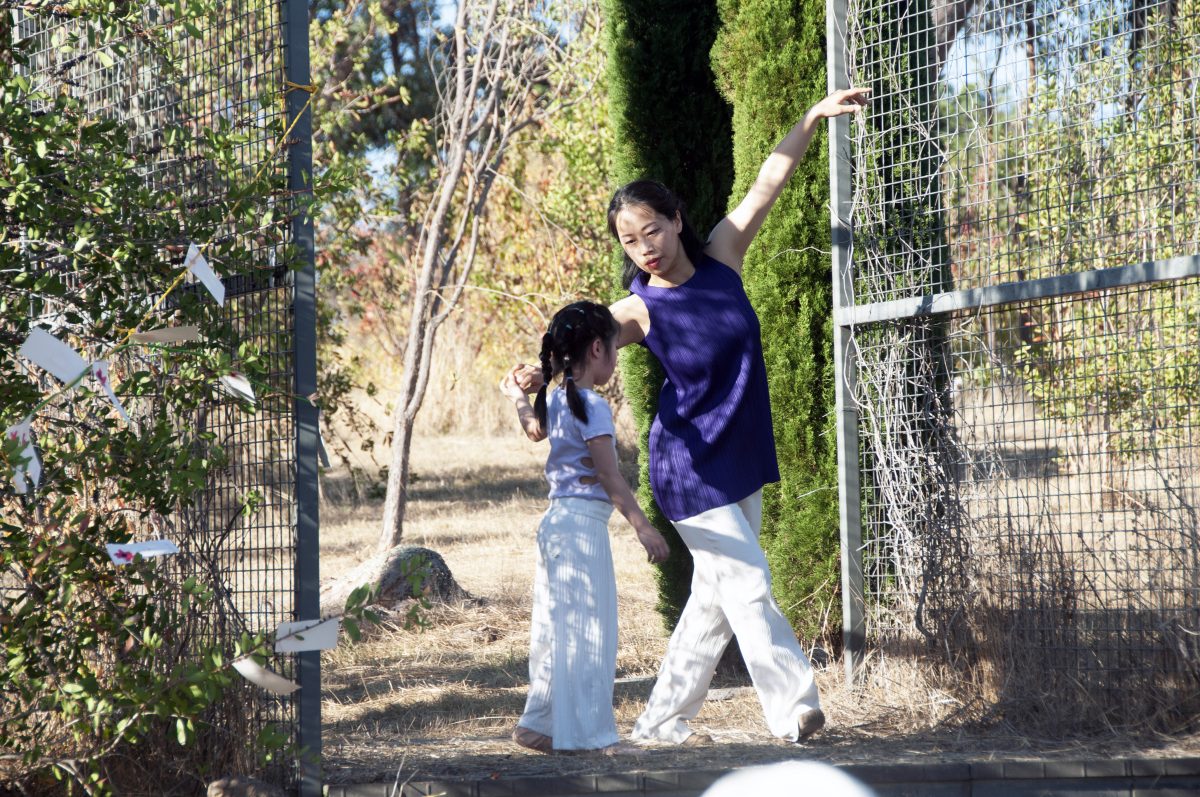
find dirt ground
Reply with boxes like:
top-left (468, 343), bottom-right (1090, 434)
top-left (318, 434), bottom-right (1200, 787)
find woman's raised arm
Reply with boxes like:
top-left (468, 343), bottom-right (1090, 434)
top-left (705, 88), bottom-right (870, 273)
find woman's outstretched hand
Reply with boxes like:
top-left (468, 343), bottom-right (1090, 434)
top-left (808, 87), bottom-right (871, 120)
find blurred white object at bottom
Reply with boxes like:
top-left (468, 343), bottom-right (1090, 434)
top-left (701, 761), bottom-right (876, 797)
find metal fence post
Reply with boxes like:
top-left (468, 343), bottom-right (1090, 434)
top-left (284, 0), bottom-right (321, 793)
top-left (827, 0), bottom-right (865, 682)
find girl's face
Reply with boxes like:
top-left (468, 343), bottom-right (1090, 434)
top-left (614, 204), bottom-right (685, 280)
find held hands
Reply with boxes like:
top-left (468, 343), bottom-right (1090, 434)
top-left (636, 524), bottom-right (670, 564)
top-left (499, 367), bottom-right (529, 403)
top-left (808, 87), bottom-right (871, 121)
top-left (510, 363), bottom-right (544, 394)
top-left (501, 366), bottom-right (547, 441)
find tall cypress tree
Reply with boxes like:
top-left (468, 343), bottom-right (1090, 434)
top-left (603, 0), bottom-right (733, 626)
top-left (711, 0), bottom-right (841, 644)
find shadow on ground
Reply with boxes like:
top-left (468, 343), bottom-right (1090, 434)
top-left (323, 464), bottom-right (546, 510)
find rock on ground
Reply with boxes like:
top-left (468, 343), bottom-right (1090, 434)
top-left (319, 544), bottom-right (468, 617)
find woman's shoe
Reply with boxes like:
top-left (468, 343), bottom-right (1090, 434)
top-left (512, 726), bottom-right (554, 753)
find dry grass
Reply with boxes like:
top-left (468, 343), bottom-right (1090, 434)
top-left (319, 433), bottom-right (1200, 786)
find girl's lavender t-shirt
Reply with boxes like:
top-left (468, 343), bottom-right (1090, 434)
top-left (545, 387), bottom-right (616, 503)
top-left (628, 254), bottom-right (780, 521)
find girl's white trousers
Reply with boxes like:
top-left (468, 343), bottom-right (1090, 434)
top-left (519, 497), bottom-right (619, 750)
top-left (632, 489), bottom-right (821, 742)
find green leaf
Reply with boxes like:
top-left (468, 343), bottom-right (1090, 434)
top-left (343, 617), bottom-right (361, 643)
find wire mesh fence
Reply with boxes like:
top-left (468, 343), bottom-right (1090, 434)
top-left (845, 0), bottom-right (1200, 305)
top-left (9, 1), bottom-right (315, 785)
top-left (835, 0), bottom-right (1200, 729)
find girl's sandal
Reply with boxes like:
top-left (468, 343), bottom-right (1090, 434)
top-left (512, 726), bottom-right (554, 754)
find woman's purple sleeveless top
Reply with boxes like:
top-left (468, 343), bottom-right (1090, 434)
top-left (628, 254), bottom-right (780, 521)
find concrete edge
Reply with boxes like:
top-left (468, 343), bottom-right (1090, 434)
top-left (324, 757), bottom-right (1200, 797)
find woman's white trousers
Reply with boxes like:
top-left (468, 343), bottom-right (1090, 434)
top-left (519, 497), bottom-right (619, 750)
top-left (632, 489), bottom-right (820, 742)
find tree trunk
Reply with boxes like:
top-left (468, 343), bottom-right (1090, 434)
top-left (376, 0), bottom-right (468, 551)
top-left (373, 0), bottom-right (568, 551)
top-left (379, 404), bottom-right (415, 551)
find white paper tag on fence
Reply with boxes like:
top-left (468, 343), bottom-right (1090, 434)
top-left (184, 243), bottom-right (224, 306)
top-left (218, 372), bottom-right (256, 404)
top-left (105, 539), bottom-right (179, 565)
top-left (90, 361), bottom-right (131, 423)
top-left (130, 325), bottom-right (201, 344)
top-left (232, 657), bottom-right (300, 695)
top-left (19, 328), bottom-right (89, 386)
top-left (317, 432), bottom-right (331, 468)
top-left (5, 420), bottom-right (41, 494)
top-left (274, 618), bottom-right (340, 653)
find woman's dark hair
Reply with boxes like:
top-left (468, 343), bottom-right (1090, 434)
top-left (534, 300), bottom-right (619, 429)
top-left (607, 179), bottom-right (705, 289)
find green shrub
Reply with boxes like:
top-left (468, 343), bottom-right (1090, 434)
top-left (603, 0), bottom-right (734, 627)
top-left (712, 0), bottom-right (840, 644)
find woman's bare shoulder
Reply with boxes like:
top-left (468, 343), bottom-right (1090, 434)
top-left (610, 294), bottom-right (649, 347)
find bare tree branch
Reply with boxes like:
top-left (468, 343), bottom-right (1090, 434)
top-left (378, 0), bottom-right (593, 550)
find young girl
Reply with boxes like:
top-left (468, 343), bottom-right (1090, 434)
top-left (500, 300), bottom-right (670, 754)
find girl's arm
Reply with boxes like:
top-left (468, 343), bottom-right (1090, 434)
top-left (586, 436), bottom-right (670, 563)
top-left (500, 369), bottom-right (546, 442)
top-left (705, 88), bottom-right (871, 273)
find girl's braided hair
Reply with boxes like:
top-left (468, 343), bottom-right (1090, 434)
top-left (534, 300), bottom-right (619, 428)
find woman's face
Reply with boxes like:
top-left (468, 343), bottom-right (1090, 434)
top-left (614, 204), bottom-right (684, 279)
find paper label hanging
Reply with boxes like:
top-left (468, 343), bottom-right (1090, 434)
top-left (5, 420), bottom-right (41, 494)
top-left (91, 361), bottom-right (131, 423)
top-left (184, 243), bottom-right (225, 306)
top-left (219, 372), bottom-right (256, 404)
top-left (232, 657), bottom-right (300, 695)
top-left (18, 328), bottom-right (89, 386)
top-left (317, 431), bottom-right (331, 468)
top-left (274, 618), bottom-right (340, 653)
top-left (130, 326), bottom-right (201, 344)
top-left (105, 539), bottom-right (179, 565)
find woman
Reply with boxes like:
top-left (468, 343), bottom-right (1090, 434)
top-left (513, 87), bottom-right (869, 745)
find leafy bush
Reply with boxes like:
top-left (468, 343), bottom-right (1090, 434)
top-left (0, 4), bottom-right (366, 792)
top-left (604, 0), bottom-right (734, 628)
top-left (711, 0), bottom-right (840, 644)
